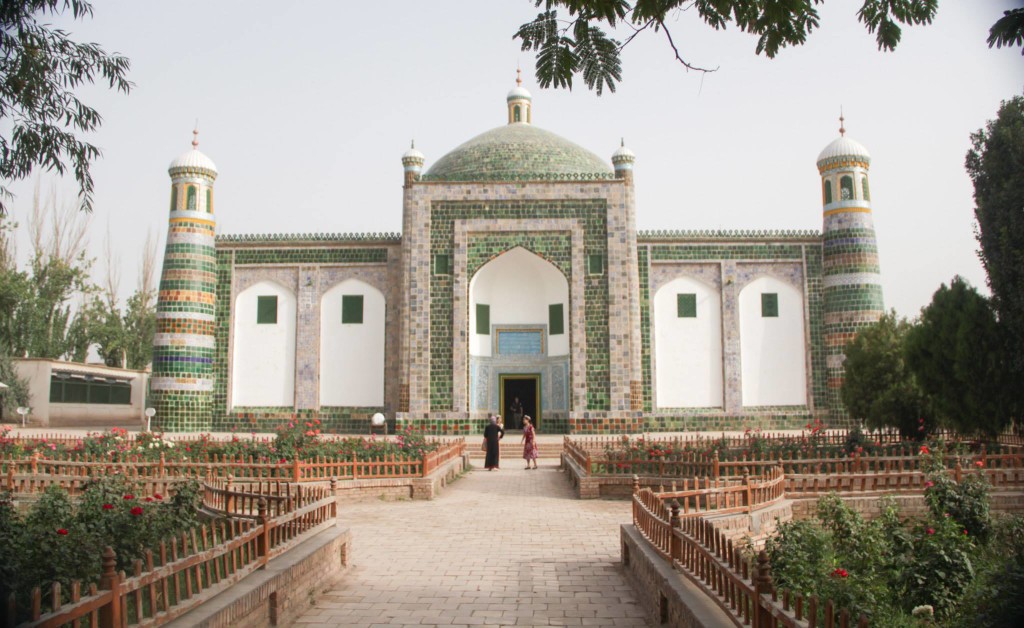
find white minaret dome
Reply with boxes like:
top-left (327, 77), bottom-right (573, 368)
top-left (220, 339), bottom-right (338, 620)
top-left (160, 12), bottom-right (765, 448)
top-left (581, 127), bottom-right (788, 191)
top-left (816, 114), bottom-right (870, 168)
top-left (816, 136), bottom-right (871, 165)
top-left (168, 129), bottom-right (218, 175)
top-left (402, 140), bottom-right (425, 162)
top-left (612, 139), bottom-right (636, 162)
top-left (507, 84), bottom-right (532, 102)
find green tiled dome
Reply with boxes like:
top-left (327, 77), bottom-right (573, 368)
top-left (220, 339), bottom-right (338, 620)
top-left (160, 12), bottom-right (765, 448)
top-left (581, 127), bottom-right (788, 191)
top-left (425, 123), bottom-right (613, 181)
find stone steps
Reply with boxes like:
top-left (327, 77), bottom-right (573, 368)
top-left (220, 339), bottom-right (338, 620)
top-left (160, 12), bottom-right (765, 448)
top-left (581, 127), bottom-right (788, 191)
top-left (467, 436), bottom-right (563, 459)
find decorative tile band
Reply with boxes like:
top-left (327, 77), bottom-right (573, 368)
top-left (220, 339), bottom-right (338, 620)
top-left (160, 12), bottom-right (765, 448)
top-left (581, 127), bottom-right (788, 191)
top-left (156, 311), bottom-right (216, 322)
top-left (823, 273), bottom-right (883, 288)
top-left (153, 333), bottom-right (217, 349)
top-left (150, 376), bottom-right (214, 392)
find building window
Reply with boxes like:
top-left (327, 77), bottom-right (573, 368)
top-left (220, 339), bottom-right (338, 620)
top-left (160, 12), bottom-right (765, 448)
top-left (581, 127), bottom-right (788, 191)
top-left (476, 303), bottom-right (490, 335)
top-left (170, 187), bottom-right (178, 212)
top-left (342, 295), bottom-right (364, 324)
top-left (49, 375), bottom-right (131, 405)
top-left (549, 303), bottom-right (564, 335)
top-left (206, 189), bottom-right (213, 213)
top-left (588, 254), bottom-right (604, 275)
top-left (761, 293), bottom-right (779, 318)
top-left (840, 176), bottom-right (854, 201)
top-left (514, 105), bottom-right (521, 122)
top-left (823, 180), bottom-right (832, 205)
top-left (434, 254), bottom-right (450, 275)
top-left (186, 185), bottom-right (197, 210)
top-left (257, 295), bottom-right (278, 324)
top-left (861, 176), bottom-right (870, 201)
top-left (677, 293), bottom-right (697, 318)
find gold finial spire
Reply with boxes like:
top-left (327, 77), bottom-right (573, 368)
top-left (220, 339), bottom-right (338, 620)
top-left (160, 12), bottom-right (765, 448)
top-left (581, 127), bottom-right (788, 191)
top-left (410, 140), bottom-right (415, 149)
top-left (621, 137), bottom-right (625, 147)
top-left (839, 107), bottom-right (845, 137)
top-left (516, 66), bottom-right (522, 87)
top-left (192, 120), bottom-right (199, 149)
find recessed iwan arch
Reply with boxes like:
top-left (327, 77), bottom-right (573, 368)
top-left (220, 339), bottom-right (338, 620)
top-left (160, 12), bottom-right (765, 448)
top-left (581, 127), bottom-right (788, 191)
top-left (468, 247), bottom-right (569, 357)
top-left (232, 280), bottom-right (296, 407)
top-left (738, 276), bottom-right (807, 406)
top-left (653, 277), bottom-right (723, 408)
top-left (320, 279), bottom-right (385, 406)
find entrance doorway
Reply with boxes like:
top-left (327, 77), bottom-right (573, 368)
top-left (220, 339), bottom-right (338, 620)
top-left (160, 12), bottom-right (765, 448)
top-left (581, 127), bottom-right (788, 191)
top-left (500, 374), bottom-right (540, 430)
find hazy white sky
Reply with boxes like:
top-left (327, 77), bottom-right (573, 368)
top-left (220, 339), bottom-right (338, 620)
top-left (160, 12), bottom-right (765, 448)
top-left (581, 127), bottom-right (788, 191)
top-left (5, 1), bottom-right (1022, 318)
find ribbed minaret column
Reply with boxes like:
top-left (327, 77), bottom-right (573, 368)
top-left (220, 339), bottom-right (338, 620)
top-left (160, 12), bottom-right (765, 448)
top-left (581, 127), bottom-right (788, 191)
top-left (151, 132), bottom-right (219, 431)
top-left (612, 140), bottom-right (642, 410)
top-left (817, 121), bottom-right (885, 422)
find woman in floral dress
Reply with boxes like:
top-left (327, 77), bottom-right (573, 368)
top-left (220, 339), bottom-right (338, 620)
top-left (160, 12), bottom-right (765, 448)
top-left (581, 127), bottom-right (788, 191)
top-left (521, 416), bottom-right (539, 469)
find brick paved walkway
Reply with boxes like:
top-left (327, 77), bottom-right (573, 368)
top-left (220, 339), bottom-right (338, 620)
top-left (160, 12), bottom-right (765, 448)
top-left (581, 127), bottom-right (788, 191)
top-left (293, 460), bottom-right (651, 627)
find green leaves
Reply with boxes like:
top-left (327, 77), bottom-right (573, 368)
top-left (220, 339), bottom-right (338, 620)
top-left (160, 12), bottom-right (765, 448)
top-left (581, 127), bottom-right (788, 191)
top-left (0, 1), bottom-right (133, 214)
top-left (856, 0), bottom-right (937, 52)
top-left (988, 8), bottom-right (1024, 54)
top-left (516, 9), bottom-right (622, 94)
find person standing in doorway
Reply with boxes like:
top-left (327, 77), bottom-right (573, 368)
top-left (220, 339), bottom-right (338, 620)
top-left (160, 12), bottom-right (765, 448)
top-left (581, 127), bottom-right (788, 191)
top-left (484, 415), bottom-right (504, 470)
top-left (509, 396), bottom-right (524, 430)
top-left (521, 415), bottom-right (539, 470)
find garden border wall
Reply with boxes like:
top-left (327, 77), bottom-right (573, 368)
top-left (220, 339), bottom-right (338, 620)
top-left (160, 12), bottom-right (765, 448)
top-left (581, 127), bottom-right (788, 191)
top-left (164, 525), bottom-right (352, 628)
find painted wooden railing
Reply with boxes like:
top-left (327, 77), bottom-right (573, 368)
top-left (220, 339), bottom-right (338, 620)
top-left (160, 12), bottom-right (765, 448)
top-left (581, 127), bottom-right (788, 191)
top-left (632, 481), bottom-right (868, 628)
top-left (10, 480), bottom-right (338, 627)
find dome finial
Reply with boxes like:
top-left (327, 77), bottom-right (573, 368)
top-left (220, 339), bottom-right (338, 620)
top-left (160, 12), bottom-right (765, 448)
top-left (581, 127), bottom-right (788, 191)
top-left (411, 139), bottom-right (415, 149)
top-left (192, 120), bottom-right (199, 149)
top-left (839, 107), bottom-right (845, 137)
top-left (516, 66), bottom-right (522, 87)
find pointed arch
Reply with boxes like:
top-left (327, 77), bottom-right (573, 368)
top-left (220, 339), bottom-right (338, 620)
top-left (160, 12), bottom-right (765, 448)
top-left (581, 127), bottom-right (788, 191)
top-left (652, 276), bottom-right (723, 408)
top-left (231, 280), bottom-right (296, 407)
top-left (738, 277), bottom-right (807, 406)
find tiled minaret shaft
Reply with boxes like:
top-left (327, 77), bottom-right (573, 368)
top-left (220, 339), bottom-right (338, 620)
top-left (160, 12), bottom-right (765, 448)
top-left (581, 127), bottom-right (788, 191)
top-left (151, 131), bottom-right (219, 430)
top-left (817, 120), bottom-right (885, 420)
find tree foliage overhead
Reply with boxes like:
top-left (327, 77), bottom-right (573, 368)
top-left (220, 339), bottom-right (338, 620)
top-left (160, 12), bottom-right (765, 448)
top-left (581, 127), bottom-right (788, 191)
top-left (904, 277), bottom-right (1015, 439)
top-left (515, 0), bottom-right (940, 94)
top-left (966, 94), bottom-right (1024, 412)
top-left (0, 0), bottom-right (132, 214)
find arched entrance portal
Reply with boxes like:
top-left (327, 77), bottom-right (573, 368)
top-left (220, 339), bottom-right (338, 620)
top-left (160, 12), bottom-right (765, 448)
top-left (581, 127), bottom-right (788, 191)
top-left (468, 247), bottom-right (570, 429)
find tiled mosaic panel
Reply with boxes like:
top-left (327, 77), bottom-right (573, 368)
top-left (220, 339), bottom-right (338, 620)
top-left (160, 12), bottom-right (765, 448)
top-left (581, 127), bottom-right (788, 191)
top-left (209, 246), bottom-right (391, 428)
top-left (496, 330), bottom-right (544, 355)
top-left (430, 200), bottom-right (610, 412)
top-left (214, 406), bottom-right (386, 433)
top-left (636, 241), bottom-right (830, 423)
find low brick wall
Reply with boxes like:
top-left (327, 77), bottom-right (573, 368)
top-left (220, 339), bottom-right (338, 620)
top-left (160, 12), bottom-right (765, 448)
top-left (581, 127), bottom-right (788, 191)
top-left (561, 453), bottom-right (677, 499)
top-left (166, 525), bottom-right (352, 628)
top-left (620, 525), bottom-right (734, 627)
top-left (332, 453), bottom-right (469, 502)
top-left (791, 490), bottom-right (1024, 520)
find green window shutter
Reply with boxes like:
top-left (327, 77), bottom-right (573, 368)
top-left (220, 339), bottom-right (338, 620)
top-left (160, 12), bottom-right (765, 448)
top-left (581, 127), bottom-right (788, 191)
top-left (90, 383), bottom-right (111, 404)
top-left (549, 303), bottom-right (564, 335)
top-left (761, 293), bottom-right (779, 318)
top-left (588, 254), bottom-right (604, 275)
top-left (342, 295), bottom-right (364, 324)
top-left (186, 185), bottom-right (197, 210)
top-left (110, 383), bottom-right (131, 405)
top-left (170, 187), bottom-right (178, 212)
top-left (823, 180), bottom-right (832, 205)
top-left (476, 304), bottom-right (490, 335)
top-left (677, 293), bottom-right (697, 318)
top-left (257, 295), bottom-right (278, 324)
top-left (206, 189), bottom-right (213, 213)
top-left (434, 254), bottom-right (450, 275)
top-left (861, 176), bottom-right (870, 201)
top-left (840, 175), bottom-right (854, 201)
top-left (49, 380), bottom-right (62, 402)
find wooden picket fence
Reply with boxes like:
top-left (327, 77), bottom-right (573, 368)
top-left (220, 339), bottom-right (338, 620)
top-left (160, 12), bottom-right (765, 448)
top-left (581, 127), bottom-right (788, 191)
top-left (0, 438), bottom-right (466, 499)
top-left (9, 479), bottom-right (338, 627)
top-left (633, 483), bottom-right (868, 628)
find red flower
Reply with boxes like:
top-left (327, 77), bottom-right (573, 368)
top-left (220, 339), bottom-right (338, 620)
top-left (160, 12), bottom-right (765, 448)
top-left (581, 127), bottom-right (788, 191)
top-left (102, 503), bottom-right (114, 510)
top-left (153, 493), bottom-right (163, 500)
top-left (144, 497), bottom-right (154, 502)
top-left (975, 460), bottom-right (984, 468)
top-left (56, 529), bottom-right (68, 535)
top-left (123, 494), bottom-right (135, 500)
top-left (926, 527), bottom-right (935, 535)
top-left (130, 506), bottom-right (144, 516)
top-left (924, 480), bottom-right (934, 488)
top-left (830, 568), bottom-right (848, 578)
top-left (963, 529), bottom-right (969, 535)
top-left (919, 445), bottom-right (930, 455)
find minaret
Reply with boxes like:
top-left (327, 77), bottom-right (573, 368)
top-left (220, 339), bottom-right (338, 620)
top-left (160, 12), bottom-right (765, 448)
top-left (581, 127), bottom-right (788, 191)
top-left (817, 114), bottom-right (885, 422)
top-left (612, 138), bottom-right (636, 184)
top-left (151, 130), bottom-right (219, 431)
top-left (507, 68), bottom-right (532, 124)
top-left (401, 140), bottom-right (425, 187)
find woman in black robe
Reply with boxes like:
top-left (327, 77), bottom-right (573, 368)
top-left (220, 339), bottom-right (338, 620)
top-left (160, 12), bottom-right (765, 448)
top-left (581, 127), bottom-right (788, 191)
top-left (483, 415), bottom-right (504, 470)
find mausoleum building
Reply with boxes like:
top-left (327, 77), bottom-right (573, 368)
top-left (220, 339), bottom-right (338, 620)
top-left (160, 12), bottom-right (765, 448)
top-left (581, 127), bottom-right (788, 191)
top-left (150, 80), bottom-right (884, 434)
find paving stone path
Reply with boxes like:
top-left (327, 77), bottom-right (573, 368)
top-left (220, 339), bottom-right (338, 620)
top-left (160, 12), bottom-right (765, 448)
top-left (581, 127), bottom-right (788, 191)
top-left (293, 460), bottom-right (652, 627)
